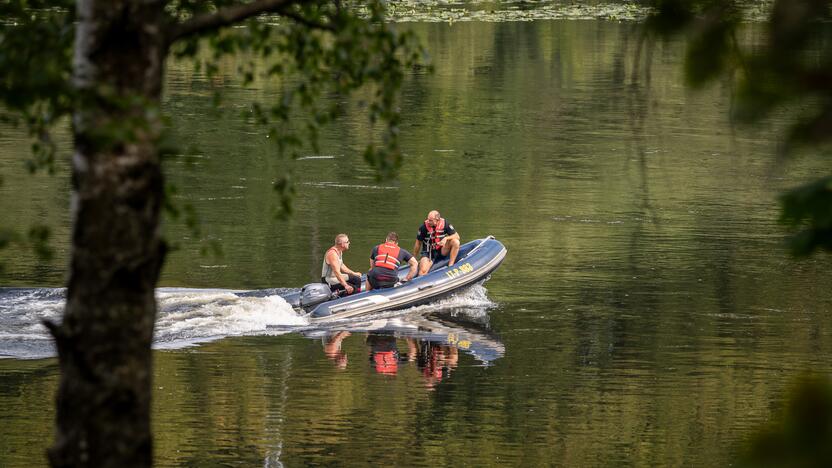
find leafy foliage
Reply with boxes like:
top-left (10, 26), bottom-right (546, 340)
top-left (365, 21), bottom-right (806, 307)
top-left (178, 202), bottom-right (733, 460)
top-left (738, 376), bottom-right (832, 467)
top-left (780, 177), bottom-right (832, 255)
top-left (169, 0), bottom-right (426, 217)
top-left (0, 1), bottom-right (74, 174)
top-left (0, 223), bottom-right (54, 264)
top-left (644, 0), bottom-right (832, 256)
top-left (0, 0), bottom-right (426, 239)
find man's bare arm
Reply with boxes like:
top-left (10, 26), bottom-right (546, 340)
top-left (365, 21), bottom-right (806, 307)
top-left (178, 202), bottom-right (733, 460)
top-left (341, 263), bottom-right (359, 276)
top-left (405, 257), bottom-right (418, 281)
top-left (440, 232), bottom-right (460, 246)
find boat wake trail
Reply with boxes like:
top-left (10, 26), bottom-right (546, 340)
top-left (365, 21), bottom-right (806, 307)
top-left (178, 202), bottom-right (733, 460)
top-left (0, 288), bottom-right (65, 360)
top-left (154, 288), bottom-right (307, 349)
top-left (0, 287), bottom-right (308, 359)
top-left (0, 284), bottom-right (497, 360)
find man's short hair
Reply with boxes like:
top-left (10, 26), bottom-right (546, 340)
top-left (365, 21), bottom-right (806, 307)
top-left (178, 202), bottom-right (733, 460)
top-left (335, 233), bottom-right (349, 245)
top-left (428, 210), bottom-right (441, 221)
top-left (386, 232), bottom-right (399, 242)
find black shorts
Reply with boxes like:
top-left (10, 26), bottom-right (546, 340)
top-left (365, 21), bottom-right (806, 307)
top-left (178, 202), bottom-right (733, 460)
top-left (422, 249), bottom-right (449, 263)
top-left (368, 268), bottom-right (398, 289)
top-left (327, 274), bottom-right (362, 296)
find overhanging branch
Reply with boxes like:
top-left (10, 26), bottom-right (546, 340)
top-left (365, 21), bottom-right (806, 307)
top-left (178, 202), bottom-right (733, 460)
top-left (281, 9), bottom-right (336, 31)
top-left (168, 0), bottom-right (331, 43)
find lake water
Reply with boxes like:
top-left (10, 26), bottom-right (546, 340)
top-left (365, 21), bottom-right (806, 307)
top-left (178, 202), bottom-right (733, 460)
top-left (2, 19), bottom-right (832, 466)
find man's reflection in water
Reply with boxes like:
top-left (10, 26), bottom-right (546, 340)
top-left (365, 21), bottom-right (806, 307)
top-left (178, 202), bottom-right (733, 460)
top-left (364, 333), bottom-right (416, 376)
top-left (322, 331), bottom-right (351, 369)
top-left (417, 341), bottom-right (459, 389)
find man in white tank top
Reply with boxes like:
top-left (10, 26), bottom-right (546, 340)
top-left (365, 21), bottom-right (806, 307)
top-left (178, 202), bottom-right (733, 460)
top-left (322, 233), bottom-right (362, 296)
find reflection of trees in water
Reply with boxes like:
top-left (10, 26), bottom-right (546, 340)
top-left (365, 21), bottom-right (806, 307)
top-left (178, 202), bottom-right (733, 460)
top-left (0, 360), bottom-right (57, 464)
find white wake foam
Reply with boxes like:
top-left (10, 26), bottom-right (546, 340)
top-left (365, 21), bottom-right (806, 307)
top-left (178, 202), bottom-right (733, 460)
top-left (405, 283), bottom-right (496, 313)
top-left (154, 288), bottom-right (307, 348)
top-left (0, 288), bottom-right (65, 359)
top-left (314, 284), bottom-right (498, 328)
top-left (0, 287), bottom-right (308, 358)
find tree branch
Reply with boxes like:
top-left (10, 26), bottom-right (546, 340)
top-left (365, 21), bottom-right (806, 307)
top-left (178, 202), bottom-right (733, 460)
top-left (281, 9), bottom-right (335, 31)
top-left (169, 0), bottom-right (326, 43)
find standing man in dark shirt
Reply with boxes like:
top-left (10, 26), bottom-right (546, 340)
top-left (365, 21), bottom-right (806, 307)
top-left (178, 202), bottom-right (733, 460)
top-left (414, 210), bottom-right (461, 276)
top-left (367, 232), bottom-right (417, 290)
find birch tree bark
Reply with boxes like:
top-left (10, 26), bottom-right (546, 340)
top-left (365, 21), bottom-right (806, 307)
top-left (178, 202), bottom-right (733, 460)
top-left (46, 1), bottom-right (167, 466)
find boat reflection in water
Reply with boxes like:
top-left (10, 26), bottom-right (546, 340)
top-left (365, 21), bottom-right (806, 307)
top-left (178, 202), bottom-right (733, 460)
top-left (306, 310), bottom-right (504, 387)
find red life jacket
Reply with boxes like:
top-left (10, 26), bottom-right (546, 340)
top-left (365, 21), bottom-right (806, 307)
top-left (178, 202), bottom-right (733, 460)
top-left (374, 351), bottom-right (398, 374)
top-left (374, 242), bottom-right (401, 270)
top-left (425, 218), bottom-right (446, 250)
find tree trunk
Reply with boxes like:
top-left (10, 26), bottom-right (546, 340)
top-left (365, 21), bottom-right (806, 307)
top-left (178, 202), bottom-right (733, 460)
top-left (47, 1), bottom-right (168, 466)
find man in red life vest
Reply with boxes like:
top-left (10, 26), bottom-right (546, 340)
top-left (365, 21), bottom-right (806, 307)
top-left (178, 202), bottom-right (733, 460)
top-left (367, 232), bottom-right (417, 290)
top-left (413, 210), bottom-right (461, 276)
top-left (322, 233), bottom-right (362, 296)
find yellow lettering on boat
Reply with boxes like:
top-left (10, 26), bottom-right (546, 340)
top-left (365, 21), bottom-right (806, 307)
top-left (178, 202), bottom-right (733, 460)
top-left (445, 262), bottom-right (474, 279)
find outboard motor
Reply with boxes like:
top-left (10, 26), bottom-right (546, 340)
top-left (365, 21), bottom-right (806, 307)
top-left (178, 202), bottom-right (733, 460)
top-left (300, 283), bottom-right (334, 312)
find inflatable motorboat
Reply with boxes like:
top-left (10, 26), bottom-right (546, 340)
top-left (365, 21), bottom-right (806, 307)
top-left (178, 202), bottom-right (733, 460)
top-left (283, 236), bottom-right (507, 321)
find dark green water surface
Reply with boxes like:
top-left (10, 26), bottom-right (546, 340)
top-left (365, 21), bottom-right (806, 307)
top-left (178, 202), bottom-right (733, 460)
top-left (2, 20), bottom-right (832, 467)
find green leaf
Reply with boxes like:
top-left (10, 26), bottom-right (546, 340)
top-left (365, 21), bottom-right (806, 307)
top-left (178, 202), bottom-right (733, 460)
top-left (27, 224), bottom-right (53, 261)
top-left (738, 376), bottom-right (832, 467)
top-left (684, 12), bottom-right (737, 88)
top-left (779, 177), bottom-right (832, 256)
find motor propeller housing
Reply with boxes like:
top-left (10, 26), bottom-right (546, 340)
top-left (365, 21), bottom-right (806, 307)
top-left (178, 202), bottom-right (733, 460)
top-left (300, 283), bottom-right (334, 311)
